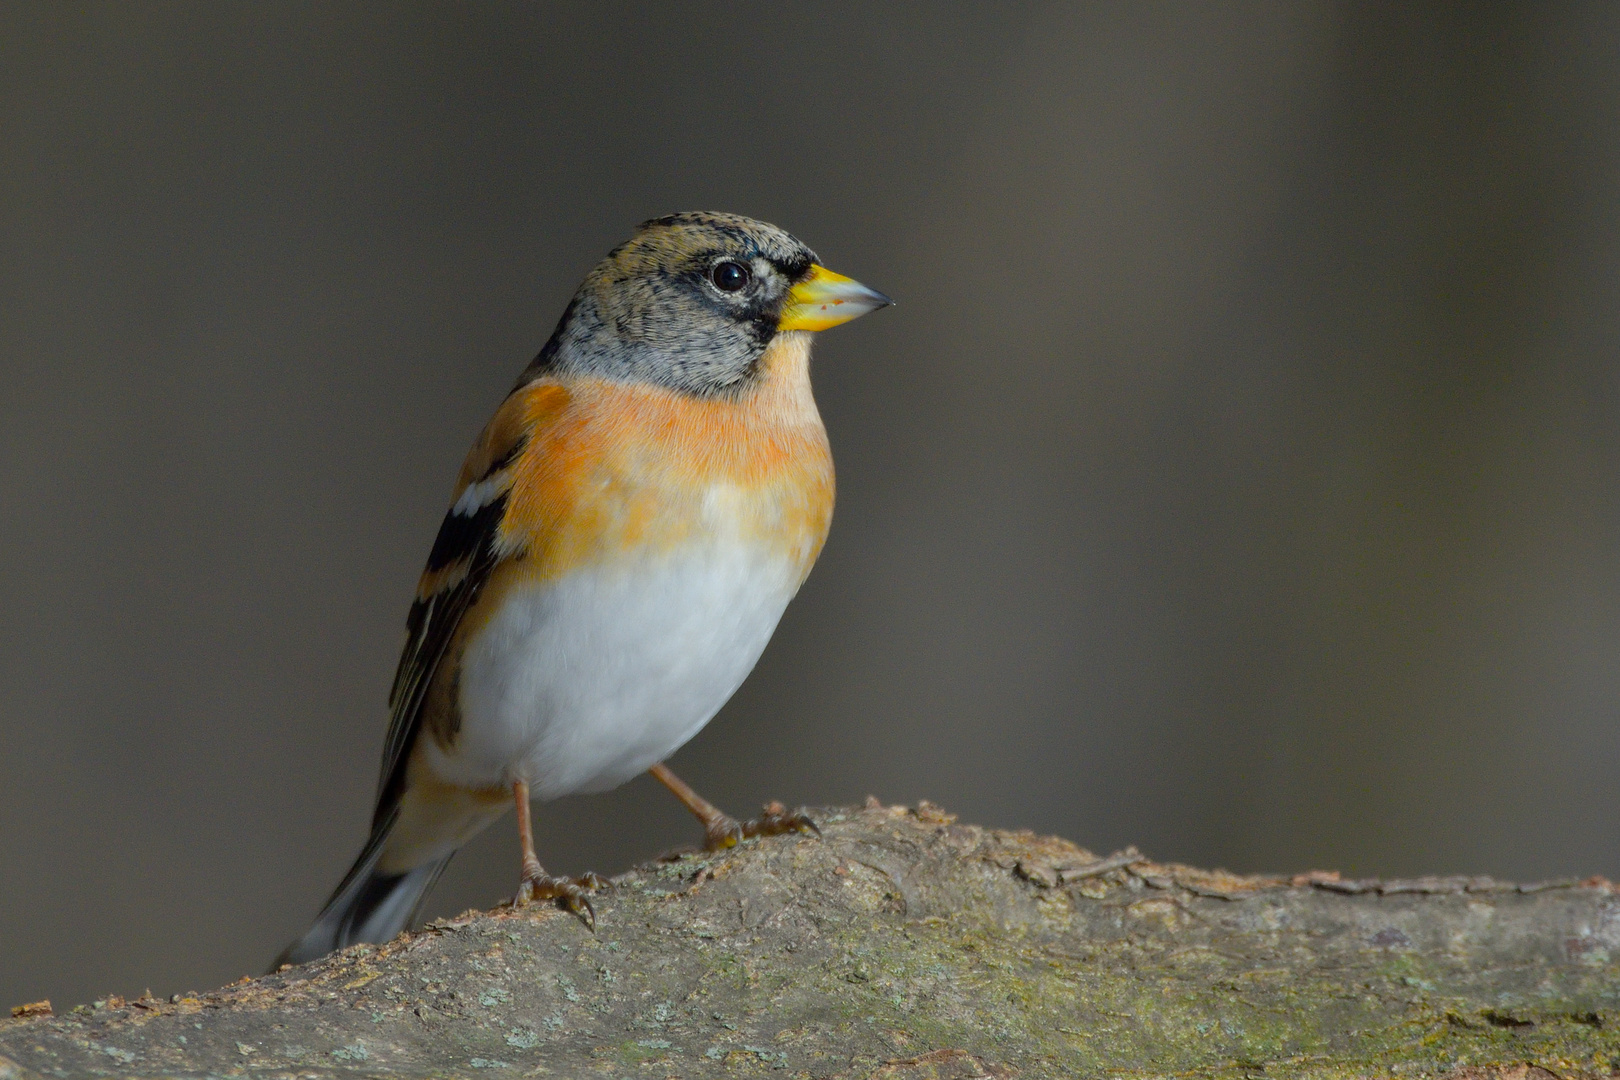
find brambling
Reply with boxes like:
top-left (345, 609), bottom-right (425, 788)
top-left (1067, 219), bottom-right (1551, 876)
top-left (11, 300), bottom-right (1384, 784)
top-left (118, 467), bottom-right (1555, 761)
top-left (277, 212), bottom-right (890, 965)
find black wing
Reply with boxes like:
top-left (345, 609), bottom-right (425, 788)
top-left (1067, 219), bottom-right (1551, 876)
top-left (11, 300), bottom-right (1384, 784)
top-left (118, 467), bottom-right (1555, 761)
top-left (372, 470), bottom-right (515, 825)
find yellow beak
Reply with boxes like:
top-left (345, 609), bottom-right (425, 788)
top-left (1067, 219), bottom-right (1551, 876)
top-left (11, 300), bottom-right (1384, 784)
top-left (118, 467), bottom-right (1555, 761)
top-left (777, 264), bottom-right (893, 332)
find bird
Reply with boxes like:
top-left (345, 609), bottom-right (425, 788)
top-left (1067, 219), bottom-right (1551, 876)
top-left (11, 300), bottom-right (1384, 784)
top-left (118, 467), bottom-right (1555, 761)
top-left (276, 212), bottom-right (890, 965)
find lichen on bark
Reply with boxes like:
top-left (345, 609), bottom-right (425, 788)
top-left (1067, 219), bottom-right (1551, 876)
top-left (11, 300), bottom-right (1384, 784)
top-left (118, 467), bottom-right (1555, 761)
top-left (4, 801), bottom-right (1619, 1078)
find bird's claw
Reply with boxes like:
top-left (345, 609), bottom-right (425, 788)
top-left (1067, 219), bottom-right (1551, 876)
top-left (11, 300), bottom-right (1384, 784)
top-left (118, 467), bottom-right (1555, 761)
top-left (702, 801), bottom-right (819, 850)
top-left (513, 869), bottom-right (602, 931)
top-left (744, 800), bottom-right (820, 841)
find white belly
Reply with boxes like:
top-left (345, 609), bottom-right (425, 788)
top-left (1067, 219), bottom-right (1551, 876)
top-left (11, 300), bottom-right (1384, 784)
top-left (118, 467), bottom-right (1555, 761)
top-left (429, 541), bottom-right (802, 799)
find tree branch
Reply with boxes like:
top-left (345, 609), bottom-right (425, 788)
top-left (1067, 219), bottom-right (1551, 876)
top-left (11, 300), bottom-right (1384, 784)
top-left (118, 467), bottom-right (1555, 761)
top-left (4, 801), bottom-right (1618, 1078)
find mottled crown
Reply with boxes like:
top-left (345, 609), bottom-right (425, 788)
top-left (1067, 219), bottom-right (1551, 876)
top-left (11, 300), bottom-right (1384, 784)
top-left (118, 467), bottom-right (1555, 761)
top-left (617, 212), bottom-right (818, 279)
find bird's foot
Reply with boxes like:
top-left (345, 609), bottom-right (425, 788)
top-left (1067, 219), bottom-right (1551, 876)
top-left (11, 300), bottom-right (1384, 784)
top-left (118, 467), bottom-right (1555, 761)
top-left (703, 801), bottom-right (820, 851)
top-left (513, 866), bottom-right (604, 930)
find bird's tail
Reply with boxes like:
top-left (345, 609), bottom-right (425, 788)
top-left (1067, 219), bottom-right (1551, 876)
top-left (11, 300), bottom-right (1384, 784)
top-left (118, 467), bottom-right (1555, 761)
top-left (272, 812), bottom-right (452, 969)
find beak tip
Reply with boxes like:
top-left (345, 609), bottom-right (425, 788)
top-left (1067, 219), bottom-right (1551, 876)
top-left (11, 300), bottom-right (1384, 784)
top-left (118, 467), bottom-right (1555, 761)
top-left (778, 268), bottom-right (894, 331)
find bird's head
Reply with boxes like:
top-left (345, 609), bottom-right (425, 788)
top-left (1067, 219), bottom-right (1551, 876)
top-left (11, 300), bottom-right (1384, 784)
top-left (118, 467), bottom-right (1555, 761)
top-left (531, 211), bottom-right (890, 395)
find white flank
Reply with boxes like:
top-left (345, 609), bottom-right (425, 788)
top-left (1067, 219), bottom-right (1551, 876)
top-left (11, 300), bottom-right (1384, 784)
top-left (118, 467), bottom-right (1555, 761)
top-left (429, 537), bottom-right (803, 799)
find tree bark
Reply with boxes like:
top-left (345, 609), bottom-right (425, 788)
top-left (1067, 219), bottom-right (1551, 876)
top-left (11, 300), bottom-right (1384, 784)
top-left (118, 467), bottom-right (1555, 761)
top-left (4, 801), bottom-right (1618, 1078)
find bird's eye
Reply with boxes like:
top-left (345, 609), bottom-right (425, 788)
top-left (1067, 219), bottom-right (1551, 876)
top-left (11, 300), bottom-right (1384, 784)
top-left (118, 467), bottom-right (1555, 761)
top-left (710, 261), bottom-right (751, 293)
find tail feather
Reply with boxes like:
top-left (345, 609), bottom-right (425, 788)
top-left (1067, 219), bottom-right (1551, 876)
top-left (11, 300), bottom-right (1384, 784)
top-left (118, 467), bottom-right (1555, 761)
top-left (273, 811), bottom-right (452, 969)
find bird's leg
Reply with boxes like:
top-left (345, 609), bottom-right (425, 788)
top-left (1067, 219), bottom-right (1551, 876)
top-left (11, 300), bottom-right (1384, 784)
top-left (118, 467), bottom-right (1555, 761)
top-left (511, 779), bottom-right (603, 928)
top-left (647, 763), bottom-right (819, 851)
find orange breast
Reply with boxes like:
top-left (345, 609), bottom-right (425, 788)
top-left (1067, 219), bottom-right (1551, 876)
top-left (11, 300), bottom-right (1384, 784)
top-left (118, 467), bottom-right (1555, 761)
top-left (498, 332), bottom-right (835, 585)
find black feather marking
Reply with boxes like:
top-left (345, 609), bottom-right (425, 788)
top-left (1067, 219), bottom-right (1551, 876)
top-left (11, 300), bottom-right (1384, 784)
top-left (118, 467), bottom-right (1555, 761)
top-left (375, 489), bottom-right (508, 822)
top-left (373, 415), bottom-right (533, 822)
top-left (425, 497), bottom-right (505, 573)
top-left (486, 436), bottom-right (527, 475)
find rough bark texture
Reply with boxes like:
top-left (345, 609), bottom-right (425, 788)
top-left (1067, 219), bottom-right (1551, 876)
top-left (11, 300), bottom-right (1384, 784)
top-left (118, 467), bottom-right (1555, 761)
top-left (4, 801), bottom-right (1619, 1079)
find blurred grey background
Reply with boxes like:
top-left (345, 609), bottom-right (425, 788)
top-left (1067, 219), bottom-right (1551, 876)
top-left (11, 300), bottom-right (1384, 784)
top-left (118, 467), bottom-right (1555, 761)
top-left (4, 1), bottom-right (1618, 1009)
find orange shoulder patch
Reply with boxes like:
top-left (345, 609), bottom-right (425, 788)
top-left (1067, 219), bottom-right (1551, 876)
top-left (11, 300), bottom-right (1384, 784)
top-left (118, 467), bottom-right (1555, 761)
top-left (454, 381), bottom-right (572, 495)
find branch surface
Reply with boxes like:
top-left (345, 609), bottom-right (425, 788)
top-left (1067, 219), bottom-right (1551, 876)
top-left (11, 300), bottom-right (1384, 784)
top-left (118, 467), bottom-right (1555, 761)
top-left (3, 802), bottom-right (1618, 1078)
